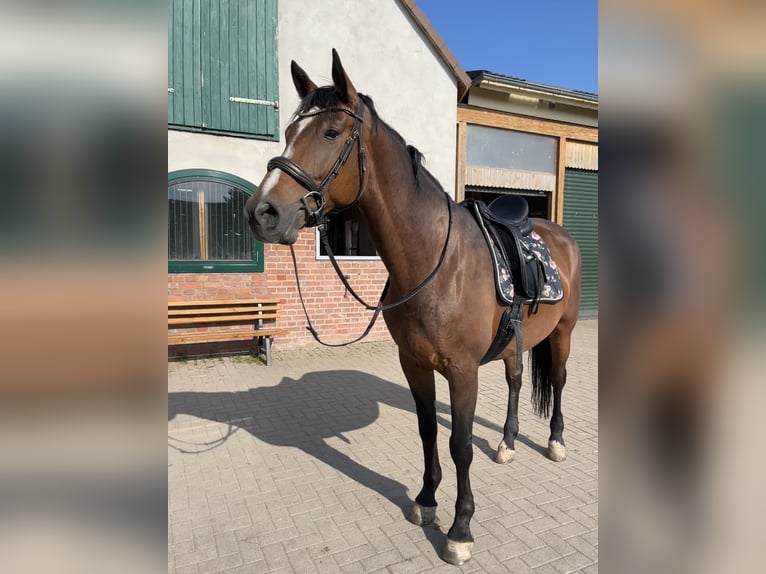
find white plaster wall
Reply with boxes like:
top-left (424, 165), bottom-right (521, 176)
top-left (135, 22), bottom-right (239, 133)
top-left (168, 0), bottom-right (458, 196)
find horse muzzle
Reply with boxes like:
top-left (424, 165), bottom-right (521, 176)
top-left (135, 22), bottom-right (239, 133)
top-left (246, 199), bottom-right (305, 245)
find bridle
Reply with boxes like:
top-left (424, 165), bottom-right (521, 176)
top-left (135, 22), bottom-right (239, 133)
top-left (266, 99), bottom-right (367, 228)
top-left (265, 97), bottom-right (453, 347)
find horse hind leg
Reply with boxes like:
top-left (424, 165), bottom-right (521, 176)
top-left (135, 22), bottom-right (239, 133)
top-left (400, 355), bottom-right (441, 526)
top-left (531, 325), bottom-right (573, 462)
top-left (495, 356), bottom-right (522, 464)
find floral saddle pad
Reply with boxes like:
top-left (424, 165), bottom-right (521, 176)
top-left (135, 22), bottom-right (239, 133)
top-left (490, 231), bottom-right (564, 305)
top-left (464, 199), bottom-right (564, 306)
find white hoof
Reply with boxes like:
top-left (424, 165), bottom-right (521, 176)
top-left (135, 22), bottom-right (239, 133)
top-left (547, 440), bottom-right (567, 462)
top-left (495, 441), bottom-right (516, 464)
top-left (442, 539), bottom-right (474, 565)
top-left (407, 503), bottom-right (436, 526)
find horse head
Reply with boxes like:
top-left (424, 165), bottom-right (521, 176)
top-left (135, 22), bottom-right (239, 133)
top-left (245, 49), bottom-right (368, 244)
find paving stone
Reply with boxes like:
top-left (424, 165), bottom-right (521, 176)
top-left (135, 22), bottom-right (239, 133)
top-left (549, 551), bottom-right (595, 573)
top-left (168, 319), bottom-right (598, 572)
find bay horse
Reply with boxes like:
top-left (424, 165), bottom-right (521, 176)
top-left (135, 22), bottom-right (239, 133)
top-left (245, 50), bottom-right (581, 565)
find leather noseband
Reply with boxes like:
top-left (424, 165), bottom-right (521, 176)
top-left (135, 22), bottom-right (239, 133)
top-left (266, 99), bottom-right (367, 227)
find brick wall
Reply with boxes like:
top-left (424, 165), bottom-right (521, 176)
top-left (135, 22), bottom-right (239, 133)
top-left (168, 228), bottom-right (391, 354)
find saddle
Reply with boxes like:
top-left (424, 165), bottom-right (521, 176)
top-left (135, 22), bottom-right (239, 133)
top-left (463, 196), bottom-right (545, 304)
top-left (462, 195), bottom-right (562, 367)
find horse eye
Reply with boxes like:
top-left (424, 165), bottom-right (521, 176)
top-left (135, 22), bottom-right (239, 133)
top-left (324, 128), bottom-right (340, 140)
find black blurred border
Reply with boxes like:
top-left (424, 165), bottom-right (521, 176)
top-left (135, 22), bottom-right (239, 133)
top-left (600, 1), bottom-right (766, 572)
top-left (0, 2), bottom-right (168, 573)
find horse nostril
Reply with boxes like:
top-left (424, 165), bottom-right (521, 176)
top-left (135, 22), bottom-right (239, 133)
top-left (254, 201), bottom-right (280, 229)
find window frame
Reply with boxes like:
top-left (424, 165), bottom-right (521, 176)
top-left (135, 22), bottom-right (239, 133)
top-left (168, 169), bottom-right (264, 273)
top-left (313, 210), bottom-right (381, 261)
top-left (314, 231), bottom-right (382, 261)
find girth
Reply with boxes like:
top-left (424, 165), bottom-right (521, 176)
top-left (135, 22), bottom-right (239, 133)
top-left (462, 196), bottom-right (548, 367)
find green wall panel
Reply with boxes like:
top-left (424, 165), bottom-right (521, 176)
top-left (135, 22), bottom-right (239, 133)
top-left (563, 169), bottom-right (598, 317)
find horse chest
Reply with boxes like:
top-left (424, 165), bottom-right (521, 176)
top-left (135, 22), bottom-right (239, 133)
top-left (384, 309), bottom-right (456, 369)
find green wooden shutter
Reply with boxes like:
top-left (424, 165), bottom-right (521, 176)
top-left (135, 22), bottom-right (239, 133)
top-left (168, 0), bottom-right (279, 139)
top-left (169, 0), bottom-right (204, 127)
top-left (563, 169), bottom-right (598, 317)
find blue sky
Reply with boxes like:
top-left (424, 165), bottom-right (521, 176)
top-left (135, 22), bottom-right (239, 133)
top-left (416, 0), bottom-right (598, 94)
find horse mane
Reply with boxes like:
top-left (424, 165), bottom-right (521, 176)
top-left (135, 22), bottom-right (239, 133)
top-left (295, 88), bottom-right (438, 193)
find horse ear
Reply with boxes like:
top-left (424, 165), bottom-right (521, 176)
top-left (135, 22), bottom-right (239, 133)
top-left (331, 48), bottom-right (357, 104)
top-left (291, 60), bottom-right (317, 98)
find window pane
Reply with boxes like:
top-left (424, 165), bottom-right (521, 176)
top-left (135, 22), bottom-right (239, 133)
top-left (168, 184), bottom-right (200, 260)
top-left (206, 183), bottom-right (252, 260)
top-left (466, 125), bottom-right (557, 173)
top-left (167, 179), bottom-right (252, 262)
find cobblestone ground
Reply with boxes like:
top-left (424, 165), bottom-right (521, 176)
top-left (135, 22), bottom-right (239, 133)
top-left (168, 319), bottom-right (597, 573)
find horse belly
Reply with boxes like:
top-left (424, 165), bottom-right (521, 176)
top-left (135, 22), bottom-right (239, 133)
top-left (383, 290), bottom-right (498, 371)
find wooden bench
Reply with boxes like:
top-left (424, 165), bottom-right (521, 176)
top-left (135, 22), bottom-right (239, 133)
top-left (168, 299), bottom-right (289, 365)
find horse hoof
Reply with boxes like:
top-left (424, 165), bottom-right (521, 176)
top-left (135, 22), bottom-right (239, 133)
top-left (407, 503), bottom-right (436, 526)
top-left (442, 539), bottom-right (474, 565)
top-left (495, 441), bottom-right (516, 464)
top-left (547, 440), bottom-right (566, 462)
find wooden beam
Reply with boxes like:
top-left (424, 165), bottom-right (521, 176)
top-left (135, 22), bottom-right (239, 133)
top-left (455, 121), bottom-right (467, 202)
top-left (458, 105), bottom-right (598, 143)
top-left (198, 190), bottom-right (207, 260)
top-left (555, 137), bottom-right (566, 224)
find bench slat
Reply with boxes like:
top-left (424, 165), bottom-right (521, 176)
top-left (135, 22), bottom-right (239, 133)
top-left (168, 329), bottom-right (289, 344)
top-left (169, 305), bottom-right (279, 317)
top-left (168, 299), bottom-right (280, 307)
top-left (169, 313), bottom-right (279, 325)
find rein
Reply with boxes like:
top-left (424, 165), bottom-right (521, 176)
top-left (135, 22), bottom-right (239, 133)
top-left (289, 193), bottom-right (452, 347)
top-left (269, 98), bottom-right (453, 347)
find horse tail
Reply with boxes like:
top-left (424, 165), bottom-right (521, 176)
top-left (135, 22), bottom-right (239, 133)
top-left (530, 336), bottom-right (553, 418)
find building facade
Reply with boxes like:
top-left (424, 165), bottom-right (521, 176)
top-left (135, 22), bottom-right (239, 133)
top-left (456, 72), bottom-right (599, 317)
top-left (167, 0), bottom-right (470, 353)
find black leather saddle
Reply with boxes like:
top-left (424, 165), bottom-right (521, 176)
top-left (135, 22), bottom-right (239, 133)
top-left (486, 194), bottom-right (533, 236)
top-left (463, 196), bottom-right (544, 303)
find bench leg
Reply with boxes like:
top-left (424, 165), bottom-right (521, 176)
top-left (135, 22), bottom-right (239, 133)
top-left (265, 337), bottom-right (272, 366)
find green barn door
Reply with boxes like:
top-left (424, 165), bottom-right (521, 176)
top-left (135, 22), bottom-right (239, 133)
top-left (563, 169), bottom-right (598, 317)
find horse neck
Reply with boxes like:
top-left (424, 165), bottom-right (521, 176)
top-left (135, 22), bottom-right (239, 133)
top-left (358, 128), bottom-right (451, 293)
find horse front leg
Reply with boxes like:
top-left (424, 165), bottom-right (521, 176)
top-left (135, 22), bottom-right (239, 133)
top-left (443, 366), bottom-right (479, 565)
top-left (400, 354), bottom-right (441, 526)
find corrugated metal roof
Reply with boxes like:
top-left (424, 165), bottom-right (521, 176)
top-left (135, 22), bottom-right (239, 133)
top-left (468, 70), bottom-right (598, 103)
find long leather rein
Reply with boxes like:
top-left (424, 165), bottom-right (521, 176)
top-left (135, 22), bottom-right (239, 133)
top-left (265, 99), bottom-right (453, 347)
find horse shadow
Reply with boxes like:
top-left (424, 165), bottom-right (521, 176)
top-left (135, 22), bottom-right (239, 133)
top-left (169, 370), bottom-right (448, 550)
top-left (168, 369), bottom-right (540, 552)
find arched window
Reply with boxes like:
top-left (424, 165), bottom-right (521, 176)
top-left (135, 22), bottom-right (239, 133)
top-left (168, 170), bottom-right (263, 272)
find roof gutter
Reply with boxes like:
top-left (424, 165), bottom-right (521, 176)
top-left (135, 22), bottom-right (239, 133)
top-left (480, 79), bottom-right (598, 106)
